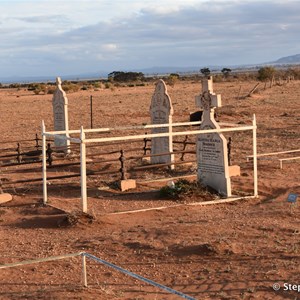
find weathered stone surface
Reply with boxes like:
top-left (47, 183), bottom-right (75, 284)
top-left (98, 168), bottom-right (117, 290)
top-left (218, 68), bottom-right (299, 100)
top-left (229, 165), bottom-right (241, 177)
top-left (196, 76), bottom-right (232, 197)
top-left (0, 193), bottom-right (13, 204)
top-left (52, 77), bottom-right (70, 152)
top-left (150, 80), bottom-right (174, 168)
top-left (120, 179), bottom-right (136, 192)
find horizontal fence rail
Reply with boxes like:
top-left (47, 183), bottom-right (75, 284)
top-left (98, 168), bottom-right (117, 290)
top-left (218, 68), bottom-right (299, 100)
top-left (45, 120), bottom-right (202, 136)
top-left (246, 149), bottom-right (300, 161)
top-left (82, 125), bottom-right (255, 144)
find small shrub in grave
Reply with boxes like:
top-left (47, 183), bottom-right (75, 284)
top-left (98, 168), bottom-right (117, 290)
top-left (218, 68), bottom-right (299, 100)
top-left (159, 179), bottom-right (216, 202)
top-left (57, 211), bottom-right (95, 227)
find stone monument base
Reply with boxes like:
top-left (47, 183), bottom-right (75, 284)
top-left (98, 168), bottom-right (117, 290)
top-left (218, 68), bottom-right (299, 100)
top-left (141, 157), bottom-right (151, 164)
top-left (0, 193), bottom-right (13, 204)
top-left (119, 179), bottom-right (136, 192)
top-left (229, 165), bottom-right (241, 177)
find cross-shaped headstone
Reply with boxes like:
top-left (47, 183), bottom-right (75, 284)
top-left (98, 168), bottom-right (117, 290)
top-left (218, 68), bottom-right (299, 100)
top-left (195, 76), bottom-right (221, 126)
top-left (195, 76), bottom-right (232, 197)
top-left (56, 76), bottom-right (62, 87)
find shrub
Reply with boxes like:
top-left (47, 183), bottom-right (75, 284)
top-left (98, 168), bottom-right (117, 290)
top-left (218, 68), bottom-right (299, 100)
top-left (159, 179), bottom-right (214, 201)
top-left (9, 83), bottom-right (21, 89)
top-left (46, 86), bottom-right (56, 94)
top-left (62, 82), bottom-right (80, 93)
top-left (104, 82), bottom-right (112, 89)
top-left (285, 67), bottom-right (300, 80)
top-left (257, 66), bottom-right (276, 81)
top-left (30, 83), bottom-right (47, 95)
top-left (93, 82), bottom-right (102, 89)
top-left (212, 74), bottom-right (224, 82)
top-left (136, 82), bottom-right (146, 87)
top-left (167, 74), bottom-right (179, 87)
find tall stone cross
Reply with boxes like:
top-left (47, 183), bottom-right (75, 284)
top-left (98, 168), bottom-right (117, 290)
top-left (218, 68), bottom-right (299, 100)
top-left (195, 76), bottom-right (231, 197)
top-left (52, 77), bottom-right (70, 153)
top-left (150, 79), bottom-right (174, 168)
top-left (195, 77), bottom-right (221, 127)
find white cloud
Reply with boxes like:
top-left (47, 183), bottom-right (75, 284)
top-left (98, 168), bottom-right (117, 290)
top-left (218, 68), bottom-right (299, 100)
top-left (0, 0), bottom-right (300, 77)
top-left (101, 44), bottom-right (118, 51)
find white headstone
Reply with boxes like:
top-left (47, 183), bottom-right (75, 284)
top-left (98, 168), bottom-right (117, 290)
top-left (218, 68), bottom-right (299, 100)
top-left (150, 80), bottom-right (174, 167)
top-left (52, 77), bottom-right (70, 152)
top-left (195, 76), bottom-right (231, 197)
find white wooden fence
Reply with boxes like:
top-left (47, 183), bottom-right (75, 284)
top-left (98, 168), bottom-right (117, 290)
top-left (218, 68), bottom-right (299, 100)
top-left (42, 115), bottom-right (258, 213)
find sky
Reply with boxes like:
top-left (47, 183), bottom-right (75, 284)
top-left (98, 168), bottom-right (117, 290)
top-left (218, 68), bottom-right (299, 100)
top-left (1, 0), bottom-right (300, 78)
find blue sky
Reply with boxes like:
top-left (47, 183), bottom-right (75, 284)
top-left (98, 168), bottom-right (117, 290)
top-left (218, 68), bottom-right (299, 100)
top-left (0, 0), bottom-right (300, 78)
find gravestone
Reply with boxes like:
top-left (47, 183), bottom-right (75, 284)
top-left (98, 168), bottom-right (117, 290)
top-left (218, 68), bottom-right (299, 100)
top-left (150, 80), bottom-right (174, 168)
top-left (52, 77), bottom-right (70, 152)
top-left (195, 76), bottom-right (231, 197)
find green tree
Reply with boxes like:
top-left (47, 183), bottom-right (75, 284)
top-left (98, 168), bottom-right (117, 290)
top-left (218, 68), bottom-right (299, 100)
top-left (108, 71), bottom-right (144, 82)
top-left (200, 67), bottom-right (211, 77)
top-left (221, 68), bottom-right (232, 78)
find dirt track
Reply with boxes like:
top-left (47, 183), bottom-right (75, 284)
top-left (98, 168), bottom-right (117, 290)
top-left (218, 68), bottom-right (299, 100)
top-left (0, 79), bottom-right (299, 299)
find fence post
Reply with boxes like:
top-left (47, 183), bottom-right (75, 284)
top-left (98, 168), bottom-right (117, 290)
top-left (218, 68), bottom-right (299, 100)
top-left (180, 135), bottom-right (189, 161)
top-left (227, 137), bottom-right (232, 166)
top-left (253, 114), bottom-right (258, 197)
top-left (46, 143), bottom-right (53, 166)
top-left (42, 121), bottom-right (48, 205)
top-left (119, 150), bottom-right (127, 180)
top-left (35, 133), bottom-right (39, 150)
top-left (82, 254), bottom-right (88, 287)
top-left (143, 133), bottom-right (150, 155)
top-left (90, 95), bottom-right (93, 129)
top-left (80, 127), bottom-right (87, 213)
top-left (169, 121), bottom-right (175, 170)
top-left (16, 143), bottom-right (22, 164)
top-left (247, 83), bottom-right (260, 97)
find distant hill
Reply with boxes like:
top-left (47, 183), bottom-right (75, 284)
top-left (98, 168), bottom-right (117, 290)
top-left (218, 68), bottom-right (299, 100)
top-left (273, 54), bottom-right (300, 64)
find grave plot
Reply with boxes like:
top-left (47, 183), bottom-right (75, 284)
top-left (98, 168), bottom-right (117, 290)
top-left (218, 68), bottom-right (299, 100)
top-left (1, 77), bottom-right (259, 216)
top-left (41, 119), bottom-right (257, 215)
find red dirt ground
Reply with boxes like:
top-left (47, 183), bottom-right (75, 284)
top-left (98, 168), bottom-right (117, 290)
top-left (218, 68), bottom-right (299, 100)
top-left (0, 78), bottom-right (299, 299)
